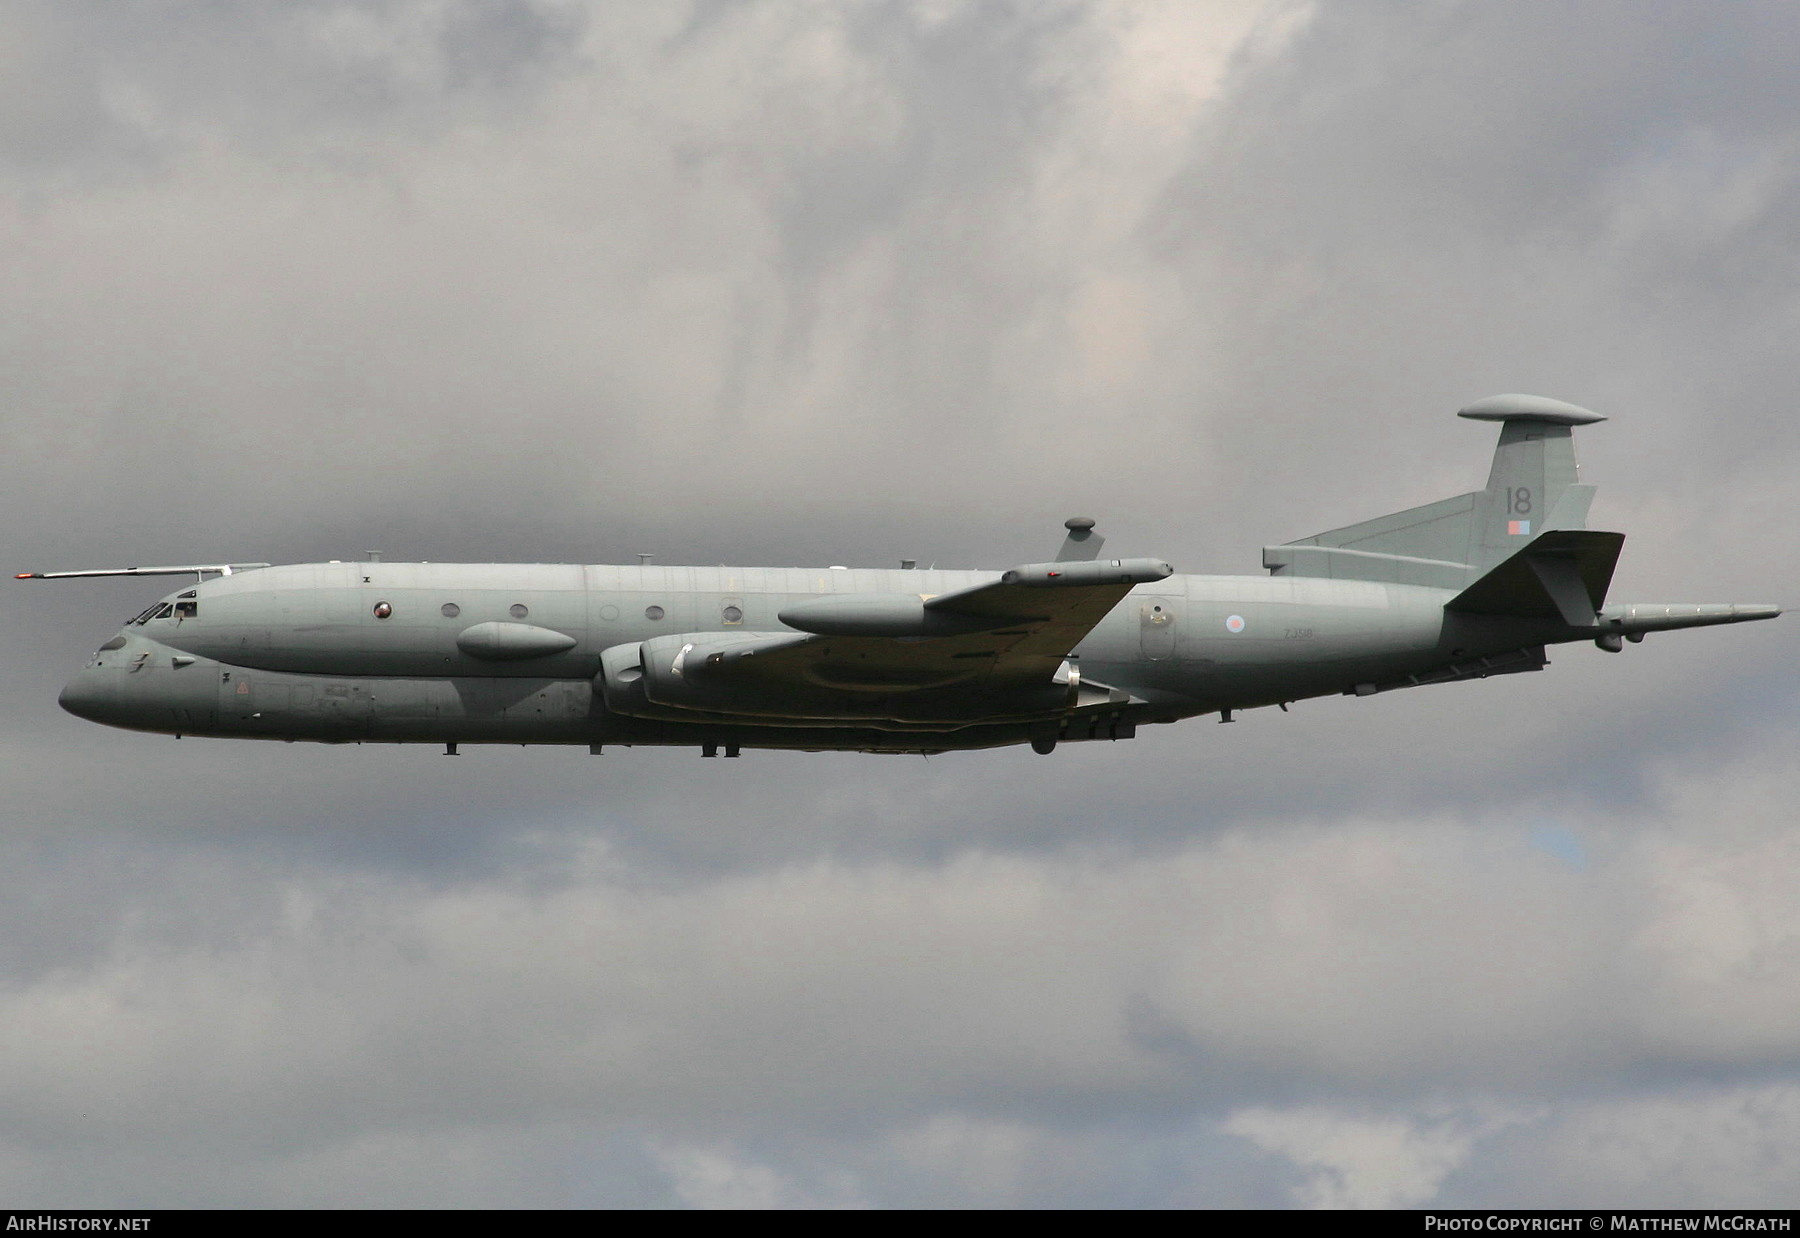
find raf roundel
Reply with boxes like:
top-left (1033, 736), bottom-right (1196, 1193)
top-left (1225, 614), bottom-right (1246, 634)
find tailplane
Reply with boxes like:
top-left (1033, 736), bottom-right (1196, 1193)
top-left (1445, 529), bottom-right (1624, 628)
top-left (1264, 394), bottom-right (1607, 589)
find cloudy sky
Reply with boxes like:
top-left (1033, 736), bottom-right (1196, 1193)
top-left (3, 0), bottom-right (1798, 1208)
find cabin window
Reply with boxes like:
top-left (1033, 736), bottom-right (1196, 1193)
top-left (441, 603), bottom-right (461, 618)
top-left (509, 603), bottom-right (529, 619)
top-left (645, 605), bottom-right (665, 621)
top-left (722, 605), bottom-right (743, 624)
top-left (373, 601), bottom-right (393, 619)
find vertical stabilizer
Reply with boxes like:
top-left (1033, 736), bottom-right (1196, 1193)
top-left (1457, 394), bottom-right (1606, 572)
top-left (1265, 394), bottom-right (1606, 587)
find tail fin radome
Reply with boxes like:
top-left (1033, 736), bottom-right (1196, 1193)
top-left (1263, 394), bottom-right (1607, 590)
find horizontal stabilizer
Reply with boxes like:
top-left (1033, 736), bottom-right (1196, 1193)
top-left (1446, 530), bottom-right (1625, 627)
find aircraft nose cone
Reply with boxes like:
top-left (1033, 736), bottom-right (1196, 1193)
top-left (58, 668), bottom-right (115, 723)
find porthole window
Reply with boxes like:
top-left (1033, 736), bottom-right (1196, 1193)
top-left (373, 601), bottom-right (393, 619)
top-left (722, 605), bottom-right (743, 624)
top-left (441, 602), bottom-right (461, 618)
top-left (645, 605), bottom-right (665, 621)
top-left (509, 603), bottom-right (529, 619)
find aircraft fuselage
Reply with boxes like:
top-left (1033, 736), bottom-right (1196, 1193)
top-left (56, 560), bottom-right (1571, 754)
top-left (45, 397), bottom-right (1783, 755)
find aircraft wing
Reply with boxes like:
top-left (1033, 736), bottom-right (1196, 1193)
top-left (692, 557), bottom-right (1173, 698)
top-left (911, 557), bottom-right (1171, 681)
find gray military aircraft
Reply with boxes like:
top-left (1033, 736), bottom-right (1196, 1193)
top-left (28, 394), bottom-right (1780, 757)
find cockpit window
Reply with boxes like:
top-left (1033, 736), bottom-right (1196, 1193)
top-left (131, 604), bottom-right (164, 625)
top-left (177, 590), bottom-right (197, 599)
top-left (174, 600), bottom-right (198, 619)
